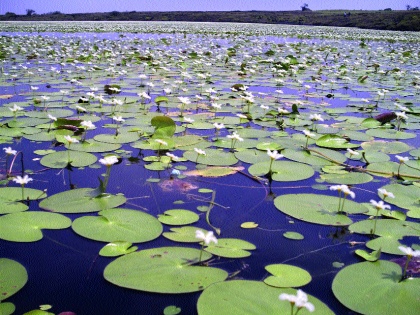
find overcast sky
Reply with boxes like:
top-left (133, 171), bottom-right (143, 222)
top-left (1, 0), bottom-right (419, 15)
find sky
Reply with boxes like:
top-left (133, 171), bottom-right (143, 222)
top-left (1, 0), bottom-right (419, 15)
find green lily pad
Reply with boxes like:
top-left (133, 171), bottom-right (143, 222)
top-left (366, 162), bottom-right (420, 180)
top-left (316, 134), bottom-right (359, 149)
top-left (163, 305), bottom-right (181, 315)
top-left (332, 260), bottom-right (420, 315)
top-left (274, 194), bottom-right (367, 226)
top-left (158, 209), bottom-right (199, 225)
top-left (104, 247), bottom-right (228, 293)
top-left (183, 148), bottom-right (238, 166)
top-left (355, 248), bottom-right (381, 262)
top-left (241, 222), bottom-right (258, 229)
top-left (151, 116), bottom-right (176, 138)
top-left (361, 140), bottom-right (412, 154)
top-left (349, 219), bottom-right (420, 238)
top-left (0, 259), bottom-right (28, 301)
top-left (0, 302), bottom-right (15, 315)
top-left (366, 129), bottom-right (416, 140)
top-left (365, 236), bottom-right (407, 255)
top-left (283, 232), bottom-right (304, 240)
top-left (94, 132), bottom-right (139, 144)
top-left (376, 184), bottom-right (420, 218)
top-left (264, 264), bottom-right (311, 288)
top-left (39, 188), bottom-right (126, 213)
top-left (320, 172), bottom-right (373, 185)
top-left (163, 226), bottom-right (209, 243)
top-left (65, 139), bottom-right (121, 152)
top-left (40, 151), bottom-right (97, 168)
top-left (0, 212), bottom-right (71, 242)
top-left (235, 149), bottom-right (271, 164)
top-left (204, 238), bottom-right (256, 258)
top-left (282, 148), bottom-right (346, 166)
top-left (248, 161), bottom-right (314, 182)
top-left (99, 241), bottom-right (138, 257)
top-left (197, 280), bottom-right (335, 315)
top-left (72, 208), bottom-right (163, 243)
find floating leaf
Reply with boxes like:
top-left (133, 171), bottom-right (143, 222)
top-left (0, 259), bottom-right (28, 301)
top-left (316, 134), bottom-right (359, 149)
top-left (104, 247), bottom-right (228, 293)
top-left (332, 261), bottom-right (420, 315)
top-left (39, 188), bottom-right (126, 213)
top-left (183, 148), bottom-right (238, 166)
top-left (72, 208), bottom-right (162, 243)
top-left (204, 238), bottom-right (256, 258)
top-left (241, 222), bottom-right (258, 229)
top-left (163, 226), bottom-right (209, 243)
top-left (0, 303), bottom-right (15, 315)
top-left (264, 264), bottom-right (311, 288)
top-left (248, 161), bottom-right (314, 182)
top-left (40, 151), bottom-right (97, 168)
top-left (197, 280), bottom-right (334, 315)
top-left (99, 241), bottom-right (138, 257)
top-left (355, 248), bottom-right (381, 262)
top-left (163, 305), bottom-right (181, 315)
top-left (158, 209), bottom-right (199, 226)
top-left (0, 212), bottom-right (71, 242)
top-left (283, 232), bottom-right (304, 240)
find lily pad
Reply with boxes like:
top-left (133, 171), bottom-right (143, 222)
top-left (0, 211), bottom-right (71, 242)
top-left (99, 241), bottom-right (138, 257)
top-left (316, 134), bottom-right (359, 149)
top-left (320, 172), bottom-right (373, 185)
top-left (104, 247), bottom-right (228, 293)
top-left (0, 303), bottom-right (15, 315)
top-left (241, 222), bottom-right (258, 229)
top-left (274, 194), bottom-right (367, 226)
top-left (0, 259), bottom-right (28, 301)
top-left (264, 264), bottom-right (311, 288)
top-left (204, 238), bottom-right (256, 258)
top-left (65, 139), bottom-right (121, 152)
top-left (332, 260), bottom-right (420, 315)
top-left (248, 161), bottom-right (314, 182)
top-left (361, 140), bottom-right (412, 154)
top-left (183, 149), bottom-right (238, 166)
top-left (72, 208), bottom-right (163, 243)
top-left (197, 280), bottom-right (335, 315)
top-left (163, 226), bottom-right (209, 243)
top-left (40, 151), bottom-right (97, 168)
top-left (158, 209), bottom-right (199, 226)
top-left (355, 248), bottom-right (382, 262)
top-left (39, 188), bottom-right (126, 213)
top-left (283, 232), bottom-right (304, 240)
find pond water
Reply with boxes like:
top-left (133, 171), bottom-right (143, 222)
top-left (1, 21), bottom-right (420, 315)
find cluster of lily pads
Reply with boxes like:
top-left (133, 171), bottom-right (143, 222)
top-left (1, 21), bottom-right (420, 315)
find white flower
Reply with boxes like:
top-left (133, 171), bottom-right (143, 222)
top-left (60, 90), bottom-right (68, 95)
top-left (63, 135), bottom-right (79, 144)
top-left (12, 175), bottom-right (33, 185)
top-left (396, 112), bottom-right (408, 120)
top-left (278, 108), bottom-right (289, 114)
top-left (267, 149), bottom-right (283, 160)
top-left (138, 92), bottom-right (151, 99)
top-left (261, 105), bottom-right (269, 110)
top-left (99, 155), bottom-right (119, 166)
top-left (347, 148), bottom-right (359, 156)
top-left (279, 290), bottom-right (315, 313)
top-left (398, 246), bottom-right (420, 257)
top-left (395, 103), bottom-right (409, 112)
top-left (309, 114), bottom-right (324, 122)
top-left (194, 148), bottom-right (206, 156)
top-left (113, 116), bottom-right (125, 123)
top-left (303, 130), bottom-right (315, 137)
top-left (48, 114), bottom-right (57, 121)
top-left (237, 113), bottom-right (247, 119)
top-left (30, 86), bottom-right (39, 91)
top-left (183, 117), bottom-right (194, 123)
top-left (342, 186), bottom-right (355, 199)
top-left (3, 147), bottom-right (17, 155)
top-left (166, 153), bottom-right (179, 160)
top-left (211, 103), bottom-right (222, 109)
top-left (370, 200), bottom-right (391, 211)
top-left (76, 105), bottom-right (86, 112)
top-left (227, 132), bottom-right (244, 142)
top-left (396, 155), bottom-right (409, 163)
top-left (378, 188), bottom-right (395, 199)
top-left (330, 185), bottom-right (348, 192)
top-left (195, 230), bottom-right (217, 245)
top-left (213, 122), bottom-right (224, 129)
top-left (81, 120), bottom-right (95, 129)
top-left (9, 104), bottom-right (23, 112)
top-left (155, 139), bottom-right (168, 146)
top-left (178, 96), bottom-right (191, 105)
top-left (41, 96), bottom-right (50, 100)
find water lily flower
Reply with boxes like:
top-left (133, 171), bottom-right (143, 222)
top-left (41, 95), bottom-right (50, 101)
top-left (3, 147), bottom-right (17, 156)
top-left (237, 113), bottom-right (247, 119)
top-left (194, 148), bottom-right (206, 156)
top-left (166, 153), bottom-right (179, 161)
top-left (303, 130), bottom-right (315, 137)
top-left (63, 135), bottom-right (79, 144)
top-left (278, 108), bottom-right (289, 115)
top-left (196, 230), bottom-right (217, 245)
top-left (398, 246), bottom-right (420, 282)
top-left (267, 149), bottom-right (283, 160)
top-left (347, 148), bottom-right (359, 156)
top-left (9, 104), bottom-right (23, 112)
top-left (396, 112), bottom-right (408, 120)
top-left (178, 96), bottom-right (191, 105)
top-left (76, 105), bottom-right (86, 112)
top-left (81, 120), bottom-right (95, 129)
top-left (370, 200), bottom-right (391, 235)
top-left (30, 86), bottom-right (39, 91)
top-left (12, 175), bottom-right (33, 185)
top-left (227, 132), bottom-right (244, 142)
top-left (378, 188), bottom-right (395, 199)
top-left (309, 114), bottom-right (324, 121)
top-left (213, 122), bottom-right (224, 130)
top-left (279, 289), bottom-right (315, 313)
top-left (183, 117), bottom-right (194, 123)
top-left (99, 155), bottom-right (119, 166)
top-left (113, 116), bottom-right (125, 123)
top-left (155, 139), bottom-right (168, 146)
top-left (48, 114), bottom-right (57, 121)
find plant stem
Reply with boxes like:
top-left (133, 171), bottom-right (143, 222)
top-left (67, 143), bottom-right (71, 165)
top-left (337, 191), bottom-right (342, 213)
top-left (371, 208), bottom-right (380, 236)
top-left (400, 256), bottom-right (412, 282)
top-left (340, 193), bottom-right (348, 213)
top-left (198, 243), bottom-right (205, 264)
top-left (21, 184), bottom-right (25, 200)
top-left (103, 166), bottom-right (111, 192)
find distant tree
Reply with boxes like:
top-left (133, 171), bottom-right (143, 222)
top-left (301, 3), bottom-right (309, 11)
top-left (5, 12), bottom-right (16, 16)
top-left (413, 6), bottom-right (419, 10)
top-left (384, 8), bottom-right (392, 11)
top-left (26, 9), bottom-right (35, 16)
top-left (406, 5), bottom-right (411, 10)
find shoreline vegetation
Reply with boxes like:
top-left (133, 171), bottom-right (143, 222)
top-left (1, 10), bottom-right (420, 32)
